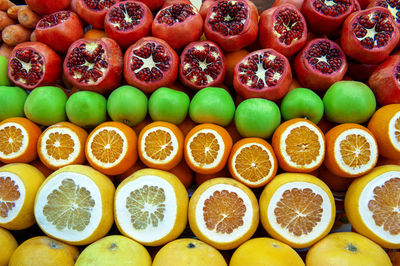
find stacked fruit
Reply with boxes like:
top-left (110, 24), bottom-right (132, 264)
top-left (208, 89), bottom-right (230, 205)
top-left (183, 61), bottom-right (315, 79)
top-left (1, 0), bottom-right (400, 265)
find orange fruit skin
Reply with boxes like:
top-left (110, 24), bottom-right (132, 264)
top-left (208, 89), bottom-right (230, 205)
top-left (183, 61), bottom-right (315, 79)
top-left (184, 123), bottom-right (233, 174)
top-left (368, 104), bottom-right (400, 160)
top-left (318, 164), bottom-right (353, 192)
top-left (83, 29), bottom-right (108, 39)
top-left (30, 159), bottom-right (54, 177)
top-left (0, 117), bottom-right (42, 164)
top-left (195, 167), bottom-right (231, 186)
top-left (224, 49), bottom-right (249, 87)
top-left (133, 116), bottom-right (152, 136)
top-left (0, 227), bottom-right (18, 266)
top-left (177, 117), bottom-right (197, 137)
top-left (388, 250), bottom-right (400, 266)
top-left (169, 159), bottom-right (194, 188)
top-left (324, 123), bottom-right (378, 178)
top-left (115, 159), bottom-right (146, 184)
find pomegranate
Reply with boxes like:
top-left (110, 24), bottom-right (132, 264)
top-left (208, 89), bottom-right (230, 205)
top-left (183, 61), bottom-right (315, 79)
top-left (25, 0), bottom-right (71, 15)
top-left (358, 0), bottom-right (373, 8)
top-left (104, 1), bottom-right (153, 49)
top-left (8, 42), bottom-right (62, 90)
top-left (199, 0), bottom-right (218, 20)
top-left (233, 48), bottom-right (292, 101)
top-left (135, 0), bottom-right (164, 11)
top-left (258, 4), bottom-right (307, 57)
top-left (368, 55), bottom-right (400, 105)
top-left (152, 3), bottom-right (203, 50)
top-left (162, 0), bottom-right (192, 9)
top-left (204, 0), bottom-right (259, 52)
top-left (35, 11), bottom-right (84, 54)
top-left (353, 0), bottom-right (361, 11)
top-left (272, 0), bottom-right (304, 10)
top-left (124, 37), bottom-right (179, 94)
top-left (75, 0), bottom-right (119, 29)
top-left (63, 37), bottom-right (123, 94)
top-left (179, 41), bottom-right (226, 91)
top-left (368, 0), bottom-right (400, 29)
top-left (294, 38), bottom-right (347, 91)
top-left (341, 7), bottom-right (399, 64)
top-left (347, 60), bottom-right (379, 81)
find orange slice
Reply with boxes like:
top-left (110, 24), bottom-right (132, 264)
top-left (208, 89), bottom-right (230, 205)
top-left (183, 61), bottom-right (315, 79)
top-left (228, 137), bottom-right (277, 188)
top-left (85, 121), bottom-right (138, 176)
top-left (38, 122), bottom-right (88, 170)
top-left (272, 118), bottom-right (325, 173)
top-left (188, 177), bottom-right (259, 250)
top-left (0, 117), bottom-right (41, 163)
top-left (114, 168), bottom-right (188, 246)
top-left (259, 173), bottom-right (335, 249)
top-left (324, 123), bottom-right (378, 178)
top-left (184, 123), bottom-right (233, 174)
top-left (34, 165), bottom-right (115, 246)
top-left (138, 121), bottom-right (184, 170)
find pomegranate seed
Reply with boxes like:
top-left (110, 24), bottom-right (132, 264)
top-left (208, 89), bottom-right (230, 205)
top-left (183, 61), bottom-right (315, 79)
top-left (376, 0), bottom-right (400, 24)
top-left (274, 8), bottom-right (304, 45)
top-left (305, 40), bottom-right (343, 74)
top-left (157, 3), bottom-right (196, 26)
top-left (209, 1), bottom-right (248, 36)
top-left (84, 0), bottom-right (116, 11)
top-left (37, 11), bottom-right (71, 28)
top-left (10, 48), bottom-right (44, 86)
top-left (108, 2), bottom-right (144, 31)
top-left (312, 0), bottom-right (352, 17)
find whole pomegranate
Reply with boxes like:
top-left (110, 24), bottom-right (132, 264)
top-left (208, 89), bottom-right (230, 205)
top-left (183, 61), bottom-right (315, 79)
top-left (25, 0), bottom-right (71, 15)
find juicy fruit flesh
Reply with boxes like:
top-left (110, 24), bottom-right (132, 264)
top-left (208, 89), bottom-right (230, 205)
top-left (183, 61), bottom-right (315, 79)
top-left (157, 4), bottom-right (195, 25)
top-left (84, 0), bottom-right (116, 11)
top-left (209, 1), bottom-right (248, 36)
top-left (305, 40), bottom-right (343, 74)
top-left (339, 133), bottom-right (371, 168)
top-left (108, 2), bottom-right (144, 31)
top-left (90, 129), bottom-right (124, 164)
top-left (376, 0), bottom-right (400, 24)
top-left (10, 49), bottom-right (44, 87)
top-left (0, 125), bottom-right (24, 156)
top-left (395, 115), bottom-right (400, 143)
top-left (45, 132), bottom-right (75, 161)
top-left (190, 132), bottom-right (220, 165)
top-left (0, 176), bottom-right (20, 218)
top-left (312, 0), bottom-right (352, 17)
top-left (285, 126), bottom-right (321, 166)
top-left (234, 144), bottom-right (272, 182)
top-left (37, 11), bottom-right (71, 28)
top-left (273, 8), bottom-right (304, 45)
top-left (144, 129), bottom-right (174, 161)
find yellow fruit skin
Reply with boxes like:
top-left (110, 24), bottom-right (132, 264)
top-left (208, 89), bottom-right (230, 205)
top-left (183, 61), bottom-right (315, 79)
top-left (115, 168), bottom-right (189, 246)
top-left (0, 163), bottom-right (45, 230)
top-left (0, 227), bottom-right (18, 266)
top-left (75, 235), bottom-right (151, 266)
top-left (188, 177), bottom-right (259, 250)
top-left (259, 173), bottom-right (335, 249)
top-left (9, 236), bottom-right (79, 266)
top-left (345, 164), bottom-right (400, 249)
top-left (306, 232), bottom-right (392, 266)
top-left (230, 237), bottom-right (304, 266)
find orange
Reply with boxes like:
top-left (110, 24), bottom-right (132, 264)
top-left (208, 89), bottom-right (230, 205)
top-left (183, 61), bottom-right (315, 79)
top-left (169, 159), bottom-right (194, 188)
top-left (37, 122), bottom-right (88, 170)
top-left (188, 177), bottom-right (259, 250)
top-left (177, 117), bottom-right (196, 137)
top-left (368, 104), bottom-right (400, 160)
top-left (184, 123), bottom-right (233, 174)
top-left (388, 250), bottom-right (400, 266)
top-left (83, 29), bottom-right (108, 39)
top-left (225, 121), bottom-right (242, 143)
top-left (133, 116), bottom-right (152, 136)
top-left (0, 227), bottom-right (18, 266)
top-left (324, 123), bottom-right (378, 178)
top-left (138, 121), bottom-right (184, 170)
top-left (259, 173), bottom-right (335, 249)
top-left (195, 167), bottom-right (230, 186)
top-left (0, 117), bottom-right (41, 163)
top-left (85, 121), bottom-right (138, 176)
top-left (115, 159), bottom-right (146, 184)
top-left (272, 118), bottom-right (325, 173)
top-left (224, 49), bottom-right (249, 87)
top-left (228, 137), bottom-right (278, 188)
top-left (288, 78), bottom-right (302, 92)
top-left (318, 164), bottom-right (353, 192)
top-left (31, 159), bottom-right (53, 177)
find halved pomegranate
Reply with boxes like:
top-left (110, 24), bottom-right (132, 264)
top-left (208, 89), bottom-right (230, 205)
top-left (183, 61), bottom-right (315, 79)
top-left (179, 41), bottom-right (226, 91)
top-left (104, 1), bottom-right (153, 49)
top-left (294, 38), bottom-right (348, 91)
top-left (135, 0), bottom-right (164, 11)
top-left (368, 0), bottom-right (400, 29)
top-left (75, 0), bottom-right (119, 29)
top-left (63, 37), bottom-right (123, 94)
top-left (341, 7), bottom-right (399, 64)
top-left (204, 0), bottom-right (259, 52)
top-left (199, 0), bottom-right (218, 20)
top-left (8, 42), bottom-right (61, 90)
top-left (162, 0), bottom-right (192, 9)
top-left (152, 3), bottom-right (203, 50)
top-left (25, 0), bottom-right (71, 15)
top-left (272, 0), bottom-right (304, 10)
top-left (35, 11), bottom-right (84, 54)
top-left (124, 37), bottom-right (179, 94)
top-left (233, 48), bottom-right (292, 101)
top-left (259, 4), bottom-right (307, 57)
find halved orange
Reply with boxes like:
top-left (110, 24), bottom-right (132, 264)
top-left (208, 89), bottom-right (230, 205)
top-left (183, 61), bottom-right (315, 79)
top-left (324, 123), bottom-right (378, 178)
top-left (184, 123), bottom-right (233, 174)
top-left (38, 122), bottom-right (88, 170)
top-left (188, 177), bottom-right (259, 250)
top-left (272, 118), bottom-right (325, 173)
top-left (0, 117), bottom-right (42, 163)
top-left (138, 121), bottom-right (184, 170)
top-left (85, 121), bottom-right (138, 176)
top-left (259, 173), bottom-right (335, 249)
top-left (228, 138), bottom-right (277, 188)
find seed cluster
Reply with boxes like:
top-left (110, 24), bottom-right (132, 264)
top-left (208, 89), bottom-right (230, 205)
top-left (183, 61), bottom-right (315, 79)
top-left (312, 0), bottom-right (352, 17)
top-left (84, 0), bottom-right (116, 11)
top-left (10, 48), bottom-right (44, 86)
top-left (305, 40), bottom-right (343, 74)
top-left (37, 11), bottom-right (71, 28)
top-left (376, 0), bottom-right (400, 24)
top-left (156, 3), bottom-right (195, 25)
top-left (108, 2), bottom-right (144, 31)
top-left (274, 8), bottom-right (304, 45)
top-left (209, 1), bottom-right (248, 36)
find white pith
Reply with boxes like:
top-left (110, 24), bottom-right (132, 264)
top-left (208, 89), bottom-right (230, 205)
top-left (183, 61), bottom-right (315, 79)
top-left (273, 20), bottom-right (300, 44)
top-left (388, 111), bottom-right (400, 152)
top-left (133, 42), bottom-right (168, 76)
top-left (267, 181), bottom-right (333, 244)
top-left (115, 175), bottom-right (177, 243)
top-left (71, 43), bottom-right (106, 84)
top-left (183, 45), bottom-right (219, 84)
top-left (0, 172), bottom-right (25, 224)
top-left (240, 53), bottom-right (282, 88)
top-left (355, 12), bottom-right (389, 47)
top-left (34, 172), bottom-right (102, 242)
top-left (209, 1), bottom-right (246, 32)
top-left (195, 184), bottom-right (254, 243)
top-left (0, 122), bottom-right (29, 159)
top-left (110, 7), bottom-right (134, 30)
top-left (13, 50), bottom-right (43, 85)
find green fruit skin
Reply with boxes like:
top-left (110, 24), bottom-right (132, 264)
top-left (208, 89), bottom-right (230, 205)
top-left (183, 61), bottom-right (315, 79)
top-left (66, 91), bottom-right (107, 128)
top-left (24, 86), bottom-right (67, 126)
top-left (0, 56), bottom-right (10, 86)
top-left (323, 81), bottom-right (376, 124)
top-left (107, 85), bottom-right (148, 126)
top-left (235, 98), bottom-right (281, 139)
top-left (280, 88), bottom-right (324, 124)
top-left (0, 86), bottom-right (28, 121)
top-left (189, 87), bottom-right (235, 126)
top-left (149, 87), bottom-right (190, 125)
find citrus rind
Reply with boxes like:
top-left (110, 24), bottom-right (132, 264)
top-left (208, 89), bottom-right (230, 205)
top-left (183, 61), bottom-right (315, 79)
top-left (388, 111), bottom-right (400, 152)
top-left (0, 172), bottom-right (25, 224)
top-left (0, 122), bottom-right (28, 160)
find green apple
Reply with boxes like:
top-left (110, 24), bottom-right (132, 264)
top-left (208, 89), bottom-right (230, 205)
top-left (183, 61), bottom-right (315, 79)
top-left (0, 55), bottom-right (10, 86)
top-left (189, 87), bottom-right (235, 126)
top-left (235, 98), bottom-right (281, 139)
top-left (0, 86), bottom-right (27, 121)
top-left (323, 81), bottom-right (376, 123)
top-left (148, 87), bottom-right (190, 125)
top-left (24, 86), bottom-right (67, 126)
top-left (107, 85), bottom-right (148, 126)
top-left (66, 91), bottom-right (107, 128)
top-left (280, 88), bottom-right (324, 124)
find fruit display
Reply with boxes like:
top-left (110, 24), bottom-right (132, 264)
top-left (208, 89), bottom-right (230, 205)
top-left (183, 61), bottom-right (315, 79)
top-left (2, 0), bottom-right (400, 265)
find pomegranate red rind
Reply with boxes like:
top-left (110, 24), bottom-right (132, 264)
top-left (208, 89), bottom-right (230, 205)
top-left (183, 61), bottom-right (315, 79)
top-left (76, 0), bottom-right (120, 29)
top-left (199, 0), bottom-right (218, 20)
top-left (135, 0), bottom-right (164, 11)
top-left (26, 0), bottom-right (71, 15)
top-left (272, 0), bottom-right (304, 10)
top-left (368, 0), bottom-right (400, 29)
